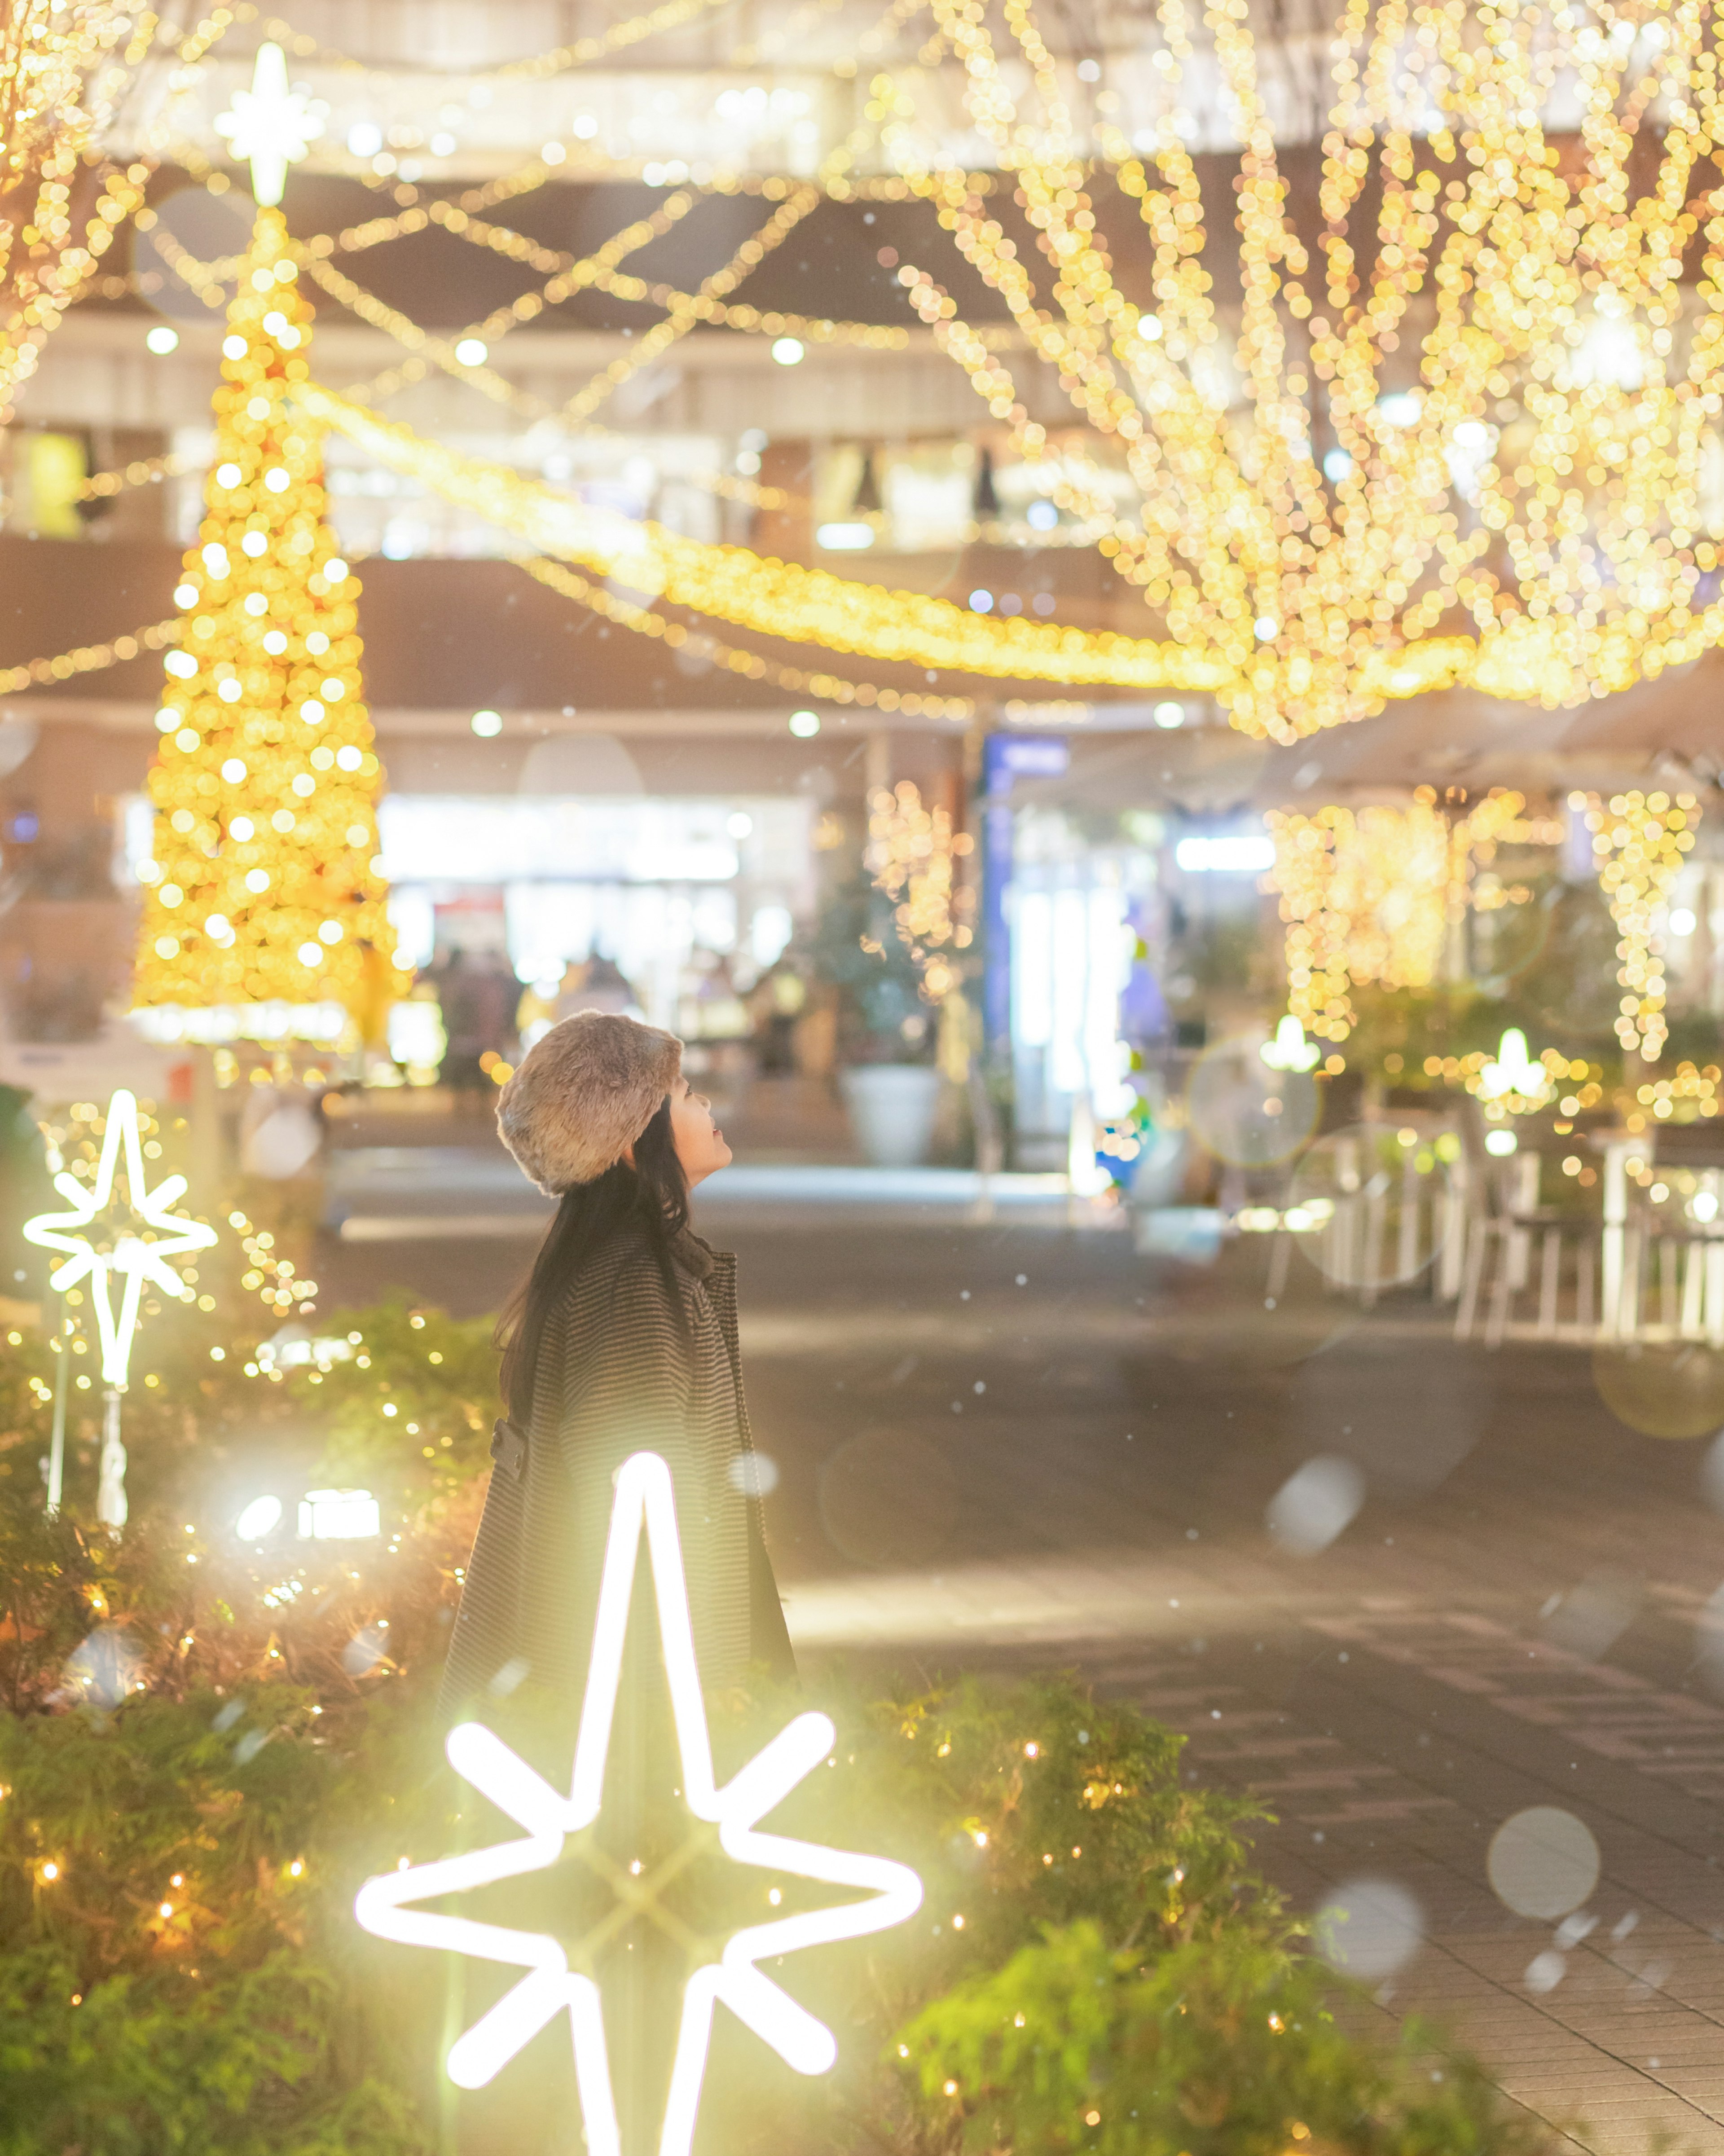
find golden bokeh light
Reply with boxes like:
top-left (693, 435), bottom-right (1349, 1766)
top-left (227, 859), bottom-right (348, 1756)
top-left (132, 209), bottom-right (404, 1029)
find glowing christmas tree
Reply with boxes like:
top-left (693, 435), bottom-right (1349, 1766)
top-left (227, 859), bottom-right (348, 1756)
top-left (132, 206), bottom-right (400, 1037)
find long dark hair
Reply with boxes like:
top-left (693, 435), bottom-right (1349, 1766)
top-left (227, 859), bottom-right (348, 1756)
top-left (496, 1095), bottom-right (689, 1424)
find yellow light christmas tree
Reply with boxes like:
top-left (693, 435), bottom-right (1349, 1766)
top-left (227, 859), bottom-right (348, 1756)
top-left (132, 204), bottom-right (401, 1039)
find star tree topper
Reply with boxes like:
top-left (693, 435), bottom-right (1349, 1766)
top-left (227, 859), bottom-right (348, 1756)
top-left (22, 1088), bottom-right (218, 1386)
top-left (215, 41), bottom-right (325, 207)
top-left (355, 1450), bottom-right (923, 2156)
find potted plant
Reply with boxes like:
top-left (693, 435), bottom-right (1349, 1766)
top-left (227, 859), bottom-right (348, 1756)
top-left (810, 858), bottom-right (944, 1167)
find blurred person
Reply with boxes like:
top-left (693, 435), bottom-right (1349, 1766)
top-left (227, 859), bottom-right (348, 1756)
top-left (682, 948), bottom-right (750, 1043)
top-left (515, 976), bottom-right (559, 1055)
top-left (440, 1011), bottom-right (794, 1720)
top-left (555, 953), bottom-right (639, 1021)
top-left (346, 935), bottom-right (398, 1076)
top-left (476, 949), bottom-right (522, 1059)
top-left (749, 958), bottom-right (808, 1073)
top-left (443, 949), bottom-right (520, 1104)
top-left (437, 948), bottom-right (488, 1096)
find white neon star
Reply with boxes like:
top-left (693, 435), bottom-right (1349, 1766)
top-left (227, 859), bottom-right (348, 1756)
top-left (355, 1450), bottom-right (923, 2156)
top-left (22, 1087), bottom-right (218, 1386)
top-left (215, 42), bottom-right (325, 208)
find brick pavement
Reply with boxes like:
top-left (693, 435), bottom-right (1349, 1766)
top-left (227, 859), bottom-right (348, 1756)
top-left (317, 1196), bottom-right (1724, 2154)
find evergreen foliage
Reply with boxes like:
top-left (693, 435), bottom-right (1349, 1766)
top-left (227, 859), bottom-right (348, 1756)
top-left (0, 1305), bottom-right (1559, 2155)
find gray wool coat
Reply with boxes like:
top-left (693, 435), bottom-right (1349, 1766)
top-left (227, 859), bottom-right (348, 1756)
top-left (440, 1222), bottom-right (793, 1716)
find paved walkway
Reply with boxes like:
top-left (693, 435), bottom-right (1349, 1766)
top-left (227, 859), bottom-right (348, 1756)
top-left (320, 1191), bottom-right (1724, 2154)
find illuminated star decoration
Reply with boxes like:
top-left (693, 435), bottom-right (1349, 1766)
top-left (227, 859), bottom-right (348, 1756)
top-left (1478, 1026), bottom-right (1548, 1102)
top-left (355, 1450), bottom-right (923, 2156)
top-left (21, 1087), bottom-right (218, 1385)
top-left (1260, 1015), bottom-right (1321, 1074)
top-left (214, 41), bottom-right (325, 207)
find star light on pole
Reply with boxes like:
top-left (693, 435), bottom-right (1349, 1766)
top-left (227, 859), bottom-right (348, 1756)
top-left (1260, 1015), bottom-right (1321, 1074)
top-left (214, 41), bottom-right (325, 208)
top-left (22, 1087), bottom-right (218, 1526)
top-left (1479, 1027), bottom-right (1548, 1103)
top-left (355, 1450), bottom-right (924, 2156)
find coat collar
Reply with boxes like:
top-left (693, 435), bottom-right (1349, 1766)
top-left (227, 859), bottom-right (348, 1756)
top-left (668, 1225), bottom-right (730, 1280)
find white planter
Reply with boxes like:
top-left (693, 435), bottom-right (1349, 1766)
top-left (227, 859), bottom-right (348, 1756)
top-left (840, 1064), bottom-right (943, 1168)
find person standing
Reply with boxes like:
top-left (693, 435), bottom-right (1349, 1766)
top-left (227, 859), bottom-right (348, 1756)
top-left (440, 1011), bottom-right (794, 1716)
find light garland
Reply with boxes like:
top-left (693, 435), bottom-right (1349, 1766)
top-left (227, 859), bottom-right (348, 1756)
top-left (355, 1451), bottom-right (922, 2154)
top-left (515, 554), bottom-right (974, 720)
top-left (97, 0), bottom-right (1724, 729)
top-left (78, 449), bottom-right (198, 502)
top-left (865, 780), bottom-right (975, 1000)
top-left (132, 208), bottom-right (404, 1028)
top-left (0, 547), bottom-right (972, 723)
top-left (1632, 1061), bottom-right (1721, 1123)
top-left (249, 0), bottom-right (751, 85)
top-left (0, 616), bottom-right (181, 695)
top-left (1266, 789), bottom-right (1541, 1044)
top-left (1575, 787), bottom-right (1701, 1063)
top-left (243, 0), bottom-right (927, 82)
top-left (857, 0), bottom-right (1724, 734)
top-left (295, 379), bottom-right (1227, 691)
top-left (138, 187), bottom-right (911, 537)
top-left (0, 2), bottom-right (237, 420)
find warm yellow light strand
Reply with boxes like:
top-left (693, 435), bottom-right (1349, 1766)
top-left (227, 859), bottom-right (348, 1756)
top-left (1266, 789), bottom-right (1541, 1042)
top-left (515, 554), bottom-right (974, 720)
top-left (295, 379), bottom-right (1230, 692)
top-left (1579, 786), bottom-right (1701, 1063)
top-left (0, 616), bottom-right (181, 695)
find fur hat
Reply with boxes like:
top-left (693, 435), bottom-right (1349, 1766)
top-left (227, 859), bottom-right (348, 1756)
top-left (497, 1011), bottom-right (682, 1194)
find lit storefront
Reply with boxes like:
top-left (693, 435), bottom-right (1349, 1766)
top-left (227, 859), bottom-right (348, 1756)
top-left (376, 792), bottom-right (810, 1032)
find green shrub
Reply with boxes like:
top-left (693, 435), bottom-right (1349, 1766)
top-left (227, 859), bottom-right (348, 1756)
top-left (0, 1299), bottom-right (1555, 2156)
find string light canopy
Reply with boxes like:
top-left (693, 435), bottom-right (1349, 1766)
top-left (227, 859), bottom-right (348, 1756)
top-left (33, 0), bottom-right (1724, 730)
top-left (294, 378), bottom-right (1229, 692)
top-left (1265, 788), bottom-right (1545, 1047)
top-left (131, 207), bottom-right (403, 1042)
top-left (0, 0), bottom-right (245, 421)
top-left (128, 0), bottom-right (1706, 725)
top-left (863, 0), bottom-right (1724, 736)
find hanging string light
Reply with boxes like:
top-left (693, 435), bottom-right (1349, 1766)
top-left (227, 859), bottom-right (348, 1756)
top-left (1266, 790), bottom-right (1540, 1044)
top-left (515, 554), bottom-right (974, 718)
top-left (864, 0), bottom-right (1724, 733)
top-left (78, 0), bottom-right (1724, 725)
top-left (294, 379), bottom-right (1228, 691)
top-left (0, 3), bottom-right (235, 419)
top-left (1575, 788), bottom-right (1701, 1064)
top-left (0, 616), bottom-right (180, 696)
top-left (866, 780), bottom-right (975, 1000)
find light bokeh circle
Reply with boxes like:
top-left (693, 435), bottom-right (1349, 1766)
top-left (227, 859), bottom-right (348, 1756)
top-left (1487, 1807), bottom-right (1600, 1920)
top-left (1185, 1035), bottom-right (1320, 1169)
top-left (1592, 1341), bottom-right (1724, 1440)
top-left (818, 1429), bottom-right (960, 1568)
top-left (1267, 1455), bottom-right (1365, 1554)
top-left (1313, 1877), bottom-right (1424, 1980)
top-left (1286, 1125), bottom-right (1454, 1291)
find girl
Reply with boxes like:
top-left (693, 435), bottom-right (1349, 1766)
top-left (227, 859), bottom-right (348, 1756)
top-left (441, 1010), bottom-right (793, 1715)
